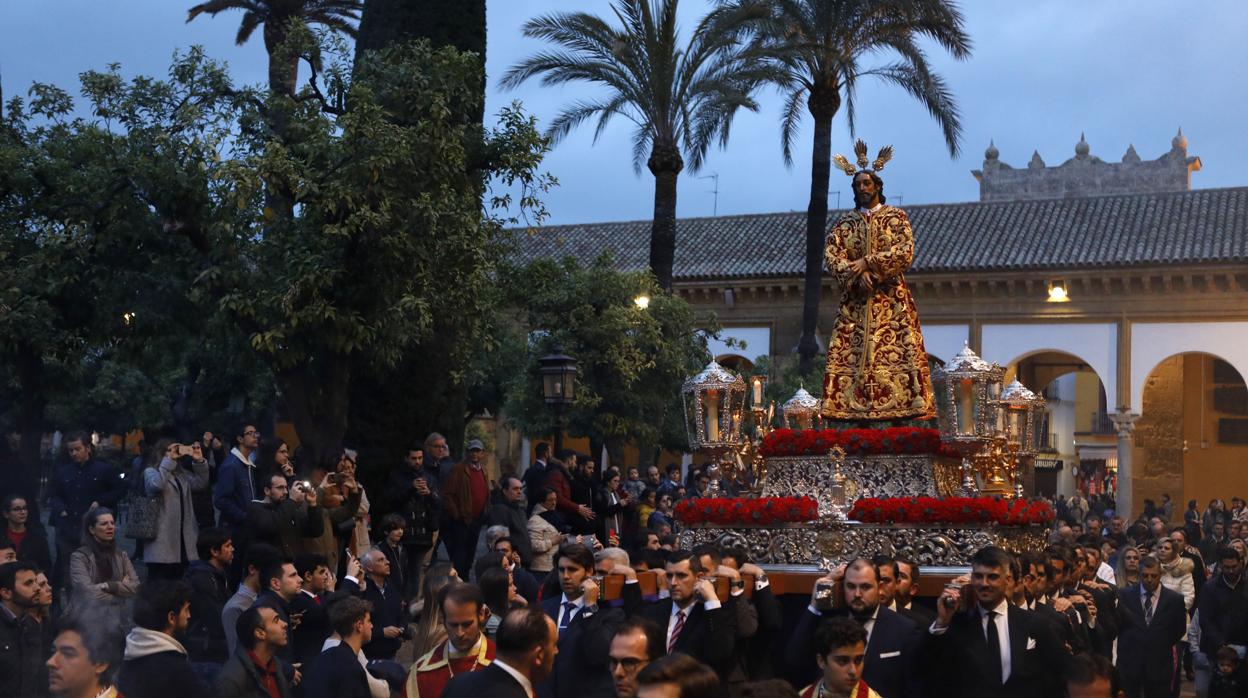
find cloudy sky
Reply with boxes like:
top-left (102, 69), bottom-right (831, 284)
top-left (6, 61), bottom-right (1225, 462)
top-left (3, 1), bottom-right (1245, 225)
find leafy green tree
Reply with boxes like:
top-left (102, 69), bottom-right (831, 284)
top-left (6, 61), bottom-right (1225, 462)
top-left (186, 0), bottom-right (362, 96)
top-left (500, 254), bottom-right (718, 466)
top-left (713, 0), bottom-right (970, 372)
top-left (501, 0), bottom-right (775, 291)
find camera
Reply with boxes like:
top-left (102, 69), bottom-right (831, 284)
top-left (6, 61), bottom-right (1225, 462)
top-left (942, 595), bottom-right (958, 610)
top-left (814, 581), bottom-right (836, 612)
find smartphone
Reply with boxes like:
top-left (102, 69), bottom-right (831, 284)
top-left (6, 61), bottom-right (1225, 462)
top-left (176, 444), bottom-right (193, 457)
top-left (814, 581), bottom-right (836, 611)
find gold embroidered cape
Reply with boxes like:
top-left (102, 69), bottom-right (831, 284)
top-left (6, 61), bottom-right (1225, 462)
top-left (820, 206), bottom-right (936, 421)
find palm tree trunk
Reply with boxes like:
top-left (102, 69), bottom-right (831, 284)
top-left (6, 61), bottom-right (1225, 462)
top-left (648, 144), bottom-right (684, 291)
top-left (263, 22), bottom-right (299, 97)
top-left (797, 86), bottom-right (840, 374)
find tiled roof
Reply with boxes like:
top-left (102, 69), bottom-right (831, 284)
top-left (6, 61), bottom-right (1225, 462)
top-left (511, 187), bottom-right (1248, 279)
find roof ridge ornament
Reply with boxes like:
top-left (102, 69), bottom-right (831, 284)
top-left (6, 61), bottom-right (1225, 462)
top-left (833, 139), bottom-right (894, 177)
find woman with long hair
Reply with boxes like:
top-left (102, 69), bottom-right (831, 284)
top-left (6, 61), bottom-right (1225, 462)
top-left (1, 493), bottom-right (52, 572)
top-left (596, 468), bottom-right (629, 547)
top-left (255, 437), bottom-right (294, 482)
top-left (142, 439), bottom-right (210, 580)
top-left (478, 565), bottom-right (518, 639)
top-left (1158, 539), bottom-right (1196, 612)
top-left (1115, 546), bottom-right (1142, 589)
top-left (410, 563), bottom-right (459, 659)
top-left (320, 449), bottom-right (370, 566)
top-left (68, 507), bottom-right (139, 629)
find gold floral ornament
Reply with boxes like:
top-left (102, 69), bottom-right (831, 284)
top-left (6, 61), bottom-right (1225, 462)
top-left (832, 139), bottom-right (894, 177)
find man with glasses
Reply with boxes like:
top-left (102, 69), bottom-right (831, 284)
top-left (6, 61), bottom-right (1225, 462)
top-left (214, 424), bottom-right (262, 538)
top-left (608, 619), bottom-right (663, 698)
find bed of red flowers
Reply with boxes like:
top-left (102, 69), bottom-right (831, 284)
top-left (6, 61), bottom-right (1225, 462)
top-left (758, 427), bottom-right (961, 459)
top-left (675, 496), bottom-right (819, 526)
top-left (847, 496), bottom-right (1055, 526)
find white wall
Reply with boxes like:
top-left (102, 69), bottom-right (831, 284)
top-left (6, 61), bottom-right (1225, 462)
top-left (981, 323), bottom-right (1118, 407)
top-left (1129, 322), bottom-right (1248, 413)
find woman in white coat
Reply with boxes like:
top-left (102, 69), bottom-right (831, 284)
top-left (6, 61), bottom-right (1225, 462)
top-left (142, 439), bottom-right (210, 580)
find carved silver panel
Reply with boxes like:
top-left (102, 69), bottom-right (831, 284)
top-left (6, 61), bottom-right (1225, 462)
top-left (761, 454), bottom-right (938, 518)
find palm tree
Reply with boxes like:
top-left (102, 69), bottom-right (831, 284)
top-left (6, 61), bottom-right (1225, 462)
top-left (187, 0), bottom-right (362, 96)
top-left (501, 0), bottom-right (776, 291)
top-left (715, 0), bottom-right (970, 373)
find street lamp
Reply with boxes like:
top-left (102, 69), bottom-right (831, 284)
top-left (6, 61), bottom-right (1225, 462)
top-left (634, 294), bottom-right (651, 310)
top-left (539, 346), bottom-right (578, 453)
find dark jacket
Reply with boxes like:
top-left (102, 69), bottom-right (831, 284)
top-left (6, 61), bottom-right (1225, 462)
top-left (635, 597), bottom-right (736, 675)
top-left (245, 499), bottom-right (324, 559)
top-left (444, 662), bottom-right (529, 698)
top-left (287, 579), bottom-right (359, 667)
top-left (302, 643), bottom-right (371, 698)
top-left (924, 604), bottom-right (1067, 698)
top-left (786, 605), bottom-right (922, 698)
top-left (1116, 584), bottom-right (1186, 687)
top-left (47, 458), bottom-right (123, 540)
top-left (360, 576), bottom-right (407, 660)
top-left (115, 630), bottom-right (213, 698)
top-left (485, 499), bottom-right (534, 566)
top-left (214, 450), bottom-right (259, 530)
top-left (540, 596), bottom-right (621, 698)
top-left (1199, 573), bottom-right (1248, 655)
top-left (0, 606), bottom-right (43, 698)
top-left (184, 559), bottom-right (231, 662)
top-left (0, 522), bottom-right (53, 573)
top-left (215, 647), bottom-right (295, 698)
top-left (385, 465), bottom-right (441, 548)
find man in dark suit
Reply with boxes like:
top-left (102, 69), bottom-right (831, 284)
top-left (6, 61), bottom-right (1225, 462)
top-left (444, 606), bottom-right (559, 698)
top-left (302, 596), bottom-right (373, 698)
top-left (288, 553), bottom-right (361, 666)
top-left (784, 558), bottom-right (922, 698)
top-left (634, 549), bottom-right (737, 676)
top-left (893, 555), bottom-right (937, 629)
top-left (539, 544), bottom-right (622, 698)
top-left (1116, 556), bottom-right (1188, 697)
top-left (927, 546), bottom-right (1068, 698)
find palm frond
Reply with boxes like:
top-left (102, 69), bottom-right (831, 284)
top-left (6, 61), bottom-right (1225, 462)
top-left (868, 61), bottom-right (962, 156)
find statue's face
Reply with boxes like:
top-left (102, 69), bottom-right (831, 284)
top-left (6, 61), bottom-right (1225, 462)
top-left (852, 173), bottom-right (880, 208)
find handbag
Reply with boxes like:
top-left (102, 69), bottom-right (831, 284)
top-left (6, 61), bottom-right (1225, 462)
top-left (124, 485), bottom-right (163, 541)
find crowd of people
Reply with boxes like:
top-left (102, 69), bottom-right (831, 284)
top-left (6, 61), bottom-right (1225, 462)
top-left (3, 427), bottom-right (1248, 697)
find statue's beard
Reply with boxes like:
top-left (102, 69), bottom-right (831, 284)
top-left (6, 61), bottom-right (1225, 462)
top-left (855, 191), bottom-right (877, 208)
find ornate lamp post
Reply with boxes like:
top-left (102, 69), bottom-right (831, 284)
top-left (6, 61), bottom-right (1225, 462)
top-left (933, 343), bottom-right (1005, 495)
top-left (782, 386), bottom-right (821, 431)
top-left (539, 346), bottom-right (578, 454)
top-left (997, 379), bottom-right (1046, 497)
top-left (682, 361), bottom-right (748, 496)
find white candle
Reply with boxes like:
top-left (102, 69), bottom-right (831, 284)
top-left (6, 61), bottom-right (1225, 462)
top-left (706, 391), bottom-right (720, 442)
top-left (752, 378), bottom-right (763, 407)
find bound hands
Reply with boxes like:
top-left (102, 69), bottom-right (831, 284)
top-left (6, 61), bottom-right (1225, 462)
top-left (848, 257), bottom-right (875, 291)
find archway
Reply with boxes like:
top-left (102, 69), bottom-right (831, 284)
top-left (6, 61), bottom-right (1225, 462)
top-left (715, 354), bottom-right (755, 374)
top-left (1005, 350), bottom-right (1112, 499)
top-left (1137, 352), bottom-right (1248, 518)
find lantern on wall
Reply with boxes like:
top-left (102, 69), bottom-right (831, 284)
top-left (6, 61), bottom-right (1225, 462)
top-left (933, 343), bottom-right (1005, 455)
top-left (782, 386), bottom-right (821, 430)
top-left (682, 361), bottom-right (748, 451)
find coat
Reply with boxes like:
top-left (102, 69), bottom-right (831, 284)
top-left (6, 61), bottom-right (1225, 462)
top-left (301, 485), bottom-right (361, 575)
top-left (143, 457), bottom-right (210, 564)
top-left (302, 642), bottom-right (371, 698)
top-left (636, 598), bottom-right (737, 676)
top-left (924, 603), bottom-right (1068, 698)
top-left (485, 499), bottom-right (533, 566)
top-left (214, 449), bottom-right (259, 530)
top-left (68, 544), bottom-right (139, 629)
top-left (442, 663), bottom-right (529, 698)
top-left (116, 627), bottom-right (213, 698)
top-left (1116, 584), bottom-right (1187, 687)
top-left (0, 521), bottom-right (53, 572)
top-left (540, 595), bottom-right (621, 698)
top-left (527, 506), bottom-right (562, 573)
top-left (47, 458), bottom-right (124, 543)
top-left (786, 606), bottom-right (921, 698)
top-left (184, 559), bottom-right (231, 662)
top-left (442, 462), bottom-right (487, 524)
top-left (246, 499), bottom-right (324, 559)
top-left (1160, 556), bottom-right (1196, 610)
top-left (0, 605), bottom-right (43, 698)
top-left (385, 465), bottom-right (441, 548)
top-left (215, 647), bottom-right (295, 698)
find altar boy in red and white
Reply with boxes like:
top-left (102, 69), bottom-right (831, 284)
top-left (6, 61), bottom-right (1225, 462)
top-left (801, 617), bottom-right (882, 698)
top-left (406, 583), bottom-right (495, 698)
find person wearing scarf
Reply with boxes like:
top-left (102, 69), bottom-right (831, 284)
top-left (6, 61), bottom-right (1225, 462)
top-left (68, 507), bottom-right (139, 630)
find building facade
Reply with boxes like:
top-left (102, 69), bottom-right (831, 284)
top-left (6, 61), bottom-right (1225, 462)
top-left (517, 133), bottom-right (1248, 518)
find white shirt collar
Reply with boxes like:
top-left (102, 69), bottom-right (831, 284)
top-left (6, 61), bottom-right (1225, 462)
top-left (560, 593), bottom-right (586, 611)
top-left (492, 658), bottom-right (534, 698)
top-left (447, 633), bottom-right (486, 659)
top-left (858, 203), bottom-right (884, 215)
top-left (980, 598), bottom-right (1010, 618)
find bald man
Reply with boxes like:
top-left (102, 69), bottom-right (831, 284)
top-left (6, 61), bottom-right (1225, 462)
top-left (359, 548), bottom-right (410, 660)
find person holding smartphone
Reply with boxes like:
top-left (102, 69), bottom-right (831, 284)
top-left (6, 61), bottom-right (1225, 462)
top-left (143, 439), bottom-right (210, 580)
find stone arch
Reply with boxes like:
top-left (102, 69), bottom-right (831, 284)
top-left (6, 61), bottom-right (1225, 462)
top-left (981, 323), bottom-right (1117, 407)
top-left (715, 354), bottom-right (755, 373)
top-left (1130, 322), bottom-right (1248, 414)
top-left (1135, 350), bottom-right (1248, 517)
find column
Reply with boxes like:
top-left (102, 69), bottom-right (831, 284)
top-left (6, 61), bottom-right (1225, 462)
top-left (1110, 410), bottom-right (1140, 520)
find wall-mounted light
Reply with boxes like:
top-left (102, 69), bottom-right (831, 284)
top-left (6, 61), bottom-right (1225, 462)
top-left (634, 294), bottom-right (651, 310)
top-left (1047, 280), bottom-right (1070, 303)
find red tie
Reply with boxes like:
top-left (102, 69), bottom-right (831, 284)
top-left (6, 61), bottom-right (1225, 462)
top-left (669, 610), bottom-right (685, 653)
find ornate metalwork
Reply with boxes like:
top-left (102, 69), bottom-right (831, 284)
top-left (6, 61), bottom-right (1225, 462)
top-left (682, 361), bottom-right (748, 450)
top-left (782, 386), bottom-right (821, 430)
top-left (679, 522), bottom-right (1047, 568)
top-left (997, 379), bottom-right (1046, 458)
top-left (933, 344), bottom-right (1005, 455)
top-left (761, 454), bottom-right (936, 518)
